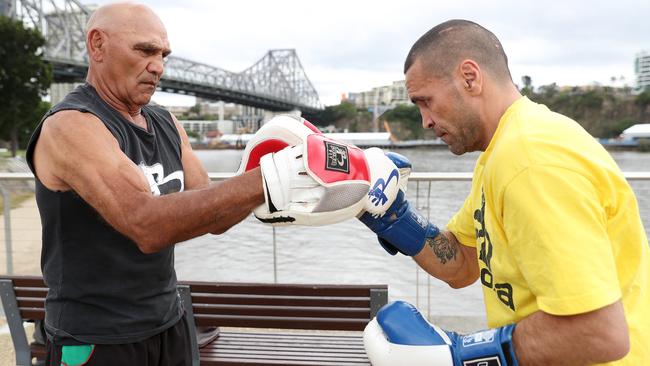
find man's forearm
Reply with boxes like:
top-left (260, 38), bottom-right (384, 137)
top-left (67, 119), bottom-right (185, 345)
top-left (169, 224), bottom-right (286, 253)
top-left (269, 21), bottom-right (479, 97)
top-left (121, 168), bottom-right (264, 253)
top-left (513, 301), bottom-right (629, 365)
top-left (414, 231), bottom-right (479, 288)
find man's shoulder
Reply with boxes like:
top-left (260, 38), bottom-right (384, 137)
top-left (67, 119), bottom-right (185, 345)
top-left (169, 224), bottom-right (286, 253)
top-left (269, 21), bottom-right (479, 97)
top-left (44, 109), bottom-right (100, 128)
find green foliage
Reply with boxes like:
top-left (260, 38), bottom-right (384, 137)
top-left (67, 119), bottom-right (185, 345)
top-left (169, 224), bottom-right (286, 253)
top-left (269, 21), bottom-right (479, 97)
top-left (520, 75), bottom-right (534, 97)
top-left (185, 129), bottom-right (200, 138)
top-left (318, 102), bottom-right (358, 125)
top-left (528, 82), bottom-right (646, 138)
top-left (0, 16), bottom-right (52, 156)
top-left (601, 118), bottom-right (637, 138)
top-left (635, 90), bottom-right (650, 108)
top-left (379, 104), bottom-right (423, 139)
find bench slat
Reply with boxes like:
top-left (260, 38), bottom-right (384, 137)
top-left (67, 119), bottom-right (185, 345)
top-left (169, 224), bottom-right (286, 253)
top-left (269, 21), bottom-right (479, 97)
top-left (191, 294), bottom-right (369, 308)
top-left (2, 276), bottom-right (45, 287)
top-left (181, 281), bottom-right (385, 297)
top-left (192, 304), bottom-right (369, 318)
top-left (194, 315), bottom-right (369, 331)
top-left (17, 298), bottom-right (45, 308)
top-left (13, 287), bottom-right (48, 298)
top-left (200, 331), bottom-right (370, 366)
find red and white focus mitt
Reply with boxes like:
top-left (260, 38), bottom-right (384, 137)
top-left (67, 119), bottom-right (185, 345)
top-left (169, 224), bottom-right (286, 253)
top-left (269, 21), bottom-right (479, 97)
top-left (238, 114), bottom-right (404, 225)
top-left (236, 115), bottom-right (320, 174)
top-left (255, 134), bottom-right (371, 226)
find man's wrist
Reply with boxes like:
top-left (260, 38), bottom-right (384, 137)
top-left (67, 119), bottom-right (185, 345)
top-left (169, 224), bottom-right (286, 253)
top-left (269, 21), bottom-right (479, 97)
top-left (451, 324), bottom-right (519, 366)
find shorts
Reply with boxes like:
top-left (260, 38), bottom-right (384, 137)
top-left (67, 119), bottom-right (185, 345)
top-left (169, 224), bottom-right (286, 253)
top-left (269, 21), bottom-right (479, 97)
top-left (45, 317), bottom-right (192, 366)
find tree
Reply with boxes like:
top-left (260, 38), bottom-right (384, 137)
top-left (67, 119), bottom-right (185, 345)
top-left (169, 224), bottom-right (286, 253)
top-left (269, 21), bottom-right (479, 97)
top-left (379, 104), bottom-right (424, 139)
top-left (0, 16), bottom-right (52, 156)
top-left (520, 75), bottom-right (533, 96)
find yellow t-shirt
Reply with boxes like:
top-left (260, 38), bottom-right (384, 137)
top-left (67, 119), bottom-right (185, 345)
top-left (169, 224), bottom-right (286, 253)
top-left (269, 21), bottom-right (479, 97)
top-left (447, 97), bottom-right (650, 365)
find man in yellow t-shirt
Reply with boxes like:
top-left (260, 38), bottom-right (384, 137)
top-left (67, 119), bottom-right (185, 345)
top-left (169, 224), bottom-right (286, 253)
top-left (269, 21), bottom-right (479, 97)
top-left (360, 19), bottom-right (649, 366)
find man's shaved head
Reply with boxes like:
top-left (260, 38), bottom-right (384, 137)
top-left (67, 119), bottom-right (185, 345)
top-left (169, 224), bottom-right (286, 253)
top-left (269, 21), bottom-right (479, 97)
top-left (86, 2), bottom-right (166, 38)
top-left (84, 2), bottom-right (171, 114)
top-left (404, 19), bottom-right (512, 82)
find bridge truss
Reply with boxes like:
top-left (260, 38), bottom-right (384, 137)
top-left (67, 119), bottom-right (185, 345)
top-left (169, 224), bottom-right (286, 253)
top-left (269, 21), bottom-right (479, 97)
top-left (2, 0), bottom-right (323, 112)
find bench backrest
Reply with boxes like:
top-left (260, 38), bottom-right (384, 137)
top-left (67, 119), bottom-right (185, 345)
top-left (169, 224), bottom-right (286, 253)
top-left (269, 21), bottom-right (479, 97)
top-left (0, 276), bottom-right (47, 321)
top-left (0, 276), bottom-right (387, 366)
top-left (0, 276), bottom-right (388, 331)
top-left (0, 276), bottom-right (47, 366)
top-left (178, 281), bottom-right (388, 332)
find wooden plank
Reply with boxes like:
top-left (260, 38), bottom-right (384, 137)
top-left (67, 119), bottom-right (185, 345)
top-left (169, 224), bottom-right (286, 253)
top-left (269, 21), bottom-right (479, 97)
top-left (30, 344), bottom-right (46, 358)
top-left (214, 332), bottom-right (366, 344)
top-left (192, 304), bottom-right (369, 318)
top-left (191, 294), bottom-right (369, 308)
top-left (16, 298), bottom-right (45, 308)
top-left (0, 276), bottom-right (45, 287)
top-left (181, 281), bottom-right (385, 297)
top-left (19, 308), bottom-right (45, 320)
top-left (13, 287), bottom-right (48, 298)
top-left (199, 358), bottom-right (368, 366)
top-left (200, 331), bottom-right (371, 365)
top-left (193, 315), bottom-right (369, 331)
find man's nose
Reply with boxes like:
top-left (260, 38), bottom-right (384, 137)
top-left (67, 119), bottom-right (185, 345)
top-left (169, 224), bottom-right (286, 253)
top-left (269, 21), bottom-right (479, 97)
top-left (421, 112), bottom-right (434, 129)
top-left (147, 57), bottom-right (164, 76)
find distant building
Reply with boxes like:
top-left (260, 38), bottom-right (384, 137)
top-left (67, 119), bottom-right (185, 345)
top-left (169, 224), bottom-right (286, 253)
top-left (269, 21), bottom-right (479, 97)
top-left (635, 51), bottom-right (650, 92)
top-left (179, 120), bottom-right (219, 135)
top-left (50, 83), bottom-right (83, 105)
top-left (346, 81), bottom-right (410, 109)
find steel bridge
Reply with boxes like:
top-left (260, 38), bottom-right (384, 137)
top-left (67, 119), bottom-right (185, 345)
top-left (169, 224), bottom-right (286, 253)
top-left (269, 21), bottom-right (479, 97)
top-left (1, 0), bottom-right (323, 113)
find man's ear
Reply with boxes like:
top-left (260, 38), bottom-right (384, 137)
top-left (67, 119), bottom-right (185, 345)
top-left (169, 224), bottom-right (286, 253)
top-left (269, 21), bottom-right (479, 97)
top-left (87, 29), bottom-right (105, 62)
top-left (459, 59), bottom-right (482, 95)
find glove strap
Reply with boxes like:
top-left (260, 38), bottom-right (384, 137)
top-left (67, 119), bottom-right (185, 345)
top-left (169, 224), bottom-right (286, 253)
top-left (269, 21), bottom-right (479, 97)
top-left (377, 200), bottom-right (441, 256)
top-left (451, 324), bottom-right (519, 366)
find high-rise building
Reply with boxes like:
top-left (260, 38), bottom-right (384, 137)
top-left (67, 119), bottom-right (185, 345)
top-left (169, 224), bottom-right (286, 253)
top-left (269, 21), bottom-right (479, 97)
top-left (346, 81), bottom-right (410, 109)
top-left (635, 51), bottom-right (650, 92)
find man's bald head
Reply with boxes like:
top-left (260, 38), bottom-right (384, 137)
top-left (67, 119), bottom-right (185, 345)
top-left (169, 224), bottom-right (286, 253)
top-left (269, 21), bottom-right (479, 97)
top-left (86, 2), bottom-right (166, 40)
top-left (84, 2), bottom-right (171, 114)
top-left (404, 20), bottom-right (512, 83)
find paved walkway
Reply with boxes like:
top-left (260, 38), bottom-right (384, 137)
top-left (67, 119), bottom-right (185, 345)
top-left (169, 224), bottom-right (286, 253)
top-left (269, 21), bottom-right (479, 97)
top-left (0, 196), bottom-right (41, 365)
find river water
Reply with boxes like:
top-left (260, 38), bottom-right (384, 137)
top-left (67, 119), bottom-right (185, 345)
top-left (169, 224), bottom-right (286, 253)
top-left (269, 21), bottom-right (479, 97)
top-left (175, 148), bottom-right (649, 319)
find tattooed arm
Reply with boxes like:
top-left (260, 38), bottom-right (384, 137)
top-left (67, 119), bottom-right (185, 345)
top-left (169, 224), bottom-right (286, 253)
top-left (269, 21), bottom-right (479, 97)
top-left (413, 231), bottom-right (480, 288)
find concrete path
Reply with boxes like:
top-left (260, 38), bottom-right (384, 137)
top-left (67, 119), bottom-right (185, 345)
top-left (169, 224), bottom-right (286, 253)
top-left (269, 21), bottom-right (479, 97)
top-left (0, 196), bottom-right (41, 366)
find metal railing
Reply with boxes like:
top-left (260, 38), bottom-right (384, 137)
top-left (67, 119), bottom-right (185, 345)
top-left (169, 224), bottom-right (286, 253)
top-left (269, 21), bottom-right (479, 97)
top-left (1, 172), bottom-right (649, 320)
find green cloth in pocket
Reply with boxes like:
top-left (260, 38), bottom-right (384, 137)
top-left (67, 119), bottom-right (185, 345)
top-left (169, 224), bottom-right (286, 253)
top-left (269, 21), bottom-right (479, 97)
top-left (61, 344), bottom-right (95, 366)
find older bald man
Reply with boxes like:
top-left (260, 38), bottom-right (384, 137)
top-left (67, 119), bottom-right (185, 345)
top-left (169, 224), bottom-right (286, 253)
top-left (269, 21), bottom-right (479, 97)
top-left (26, 3), bottom-right (265, 365)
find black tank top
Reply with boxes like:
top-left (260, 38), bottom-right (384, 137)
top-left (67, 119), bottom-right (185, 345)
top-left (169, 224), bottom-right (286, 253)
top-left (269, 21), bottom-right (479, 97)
top-left (26, 83), bottom-right (185, 345)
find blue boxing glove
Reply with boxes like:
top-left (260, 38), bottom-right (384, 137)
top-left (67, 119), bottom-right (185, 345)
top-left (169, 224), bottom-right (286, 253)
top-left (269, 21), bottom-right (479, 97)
top-left (360, 158), bottom-right (441, 255)
top-left (364, 301), bottom-right (519, 366)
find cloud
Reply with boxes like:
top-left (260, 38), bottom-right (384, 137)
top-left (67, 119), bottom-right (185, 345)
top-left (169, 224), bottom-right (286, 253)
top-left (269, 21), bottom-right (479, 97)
top-left (95, 0), bottom-right (650, 106)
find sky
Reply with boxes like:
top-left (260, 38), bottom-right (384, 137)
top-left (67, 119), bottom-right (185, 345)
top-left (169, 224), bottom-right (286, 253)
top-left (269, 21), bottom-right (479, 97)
top-left (91, 0), bottom-right (650, 107)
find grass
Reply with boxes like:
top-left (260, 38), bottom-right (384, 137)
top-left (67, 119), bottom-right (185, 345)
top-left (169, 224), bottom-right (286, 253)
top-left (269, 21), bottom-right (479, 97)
top-left (0, 150), bottom-right (26, 158)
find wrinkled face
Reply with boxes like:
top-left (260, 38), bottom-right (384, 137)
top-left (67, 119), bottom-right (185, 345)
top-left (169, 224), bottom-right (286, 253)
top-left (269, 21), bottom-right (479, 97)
top-left (101, 16), bottom-right (171, 108)
top-left (405, 59), bottom-right (483, 155)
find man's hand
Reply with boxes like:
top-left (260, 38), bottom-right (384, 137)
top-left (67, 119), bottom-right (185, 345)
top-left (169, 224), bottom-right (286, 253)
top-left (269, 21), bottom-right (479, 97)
top-left (364, 301), bottom-right (518, 366)
top-left (359, 153), bottom-right (440, 256)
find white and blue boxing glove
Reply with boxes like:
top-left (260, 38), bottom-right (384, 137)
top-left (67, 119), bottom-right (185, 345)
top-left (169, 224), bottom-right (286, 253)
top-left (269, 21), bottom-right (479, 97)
top-left (359, 153), bottom-right (441, 256)
top-left (364, 301), bottom-right (519, 366)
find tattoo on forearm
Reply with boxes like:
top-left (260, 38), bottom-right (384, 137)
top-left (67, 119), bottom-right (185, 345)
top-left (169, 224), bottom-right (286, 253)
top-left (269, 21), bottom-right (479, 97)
top-left (426, 234), bottom-right (457, 264)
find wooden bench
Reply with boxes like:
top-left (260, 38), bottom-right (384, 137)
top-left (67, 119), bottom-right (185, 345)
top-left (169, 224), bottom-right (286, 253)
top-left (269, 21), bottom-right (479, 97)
top-left (0, 276), bottom-right (387, 365)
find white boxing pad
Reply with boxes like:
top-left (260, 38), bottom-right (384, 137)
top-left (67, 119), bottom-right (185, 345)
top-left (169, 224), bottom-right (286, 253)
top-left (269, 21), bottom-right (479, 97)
top-left (254, 134), bottom-right (371, 226)
top-left (236, 115), bottom-right (321, 174)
